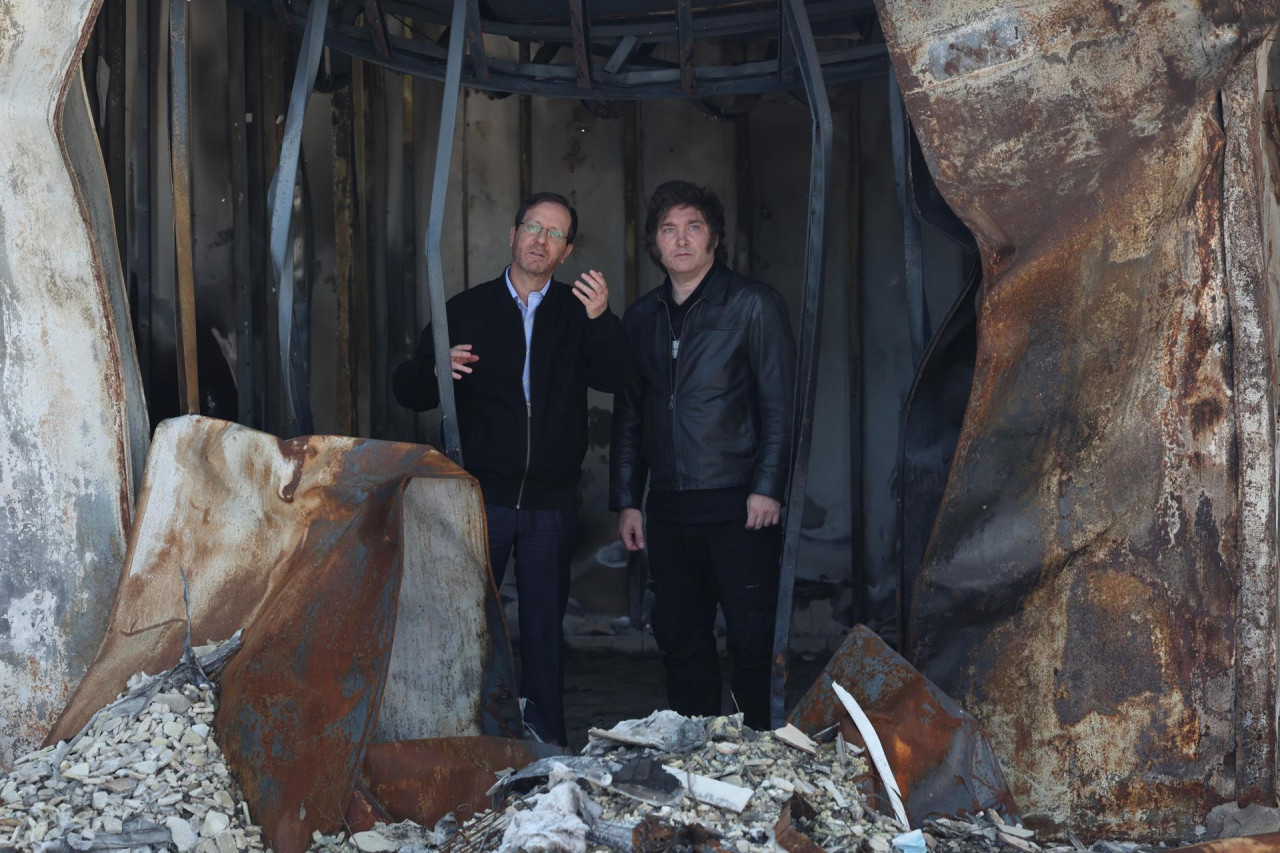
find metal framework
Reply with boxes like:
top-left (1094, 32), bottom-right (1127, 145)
top-left (213, 0), bottom-right (893, 722)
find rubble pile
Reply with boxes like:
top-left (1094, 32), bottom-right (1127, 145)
top-left (357, 711), bottom-right (1090, 853)
top-left (0, 636), bottom-right (262, 853)
top-left (0, 658), bottom-right (1207, 853)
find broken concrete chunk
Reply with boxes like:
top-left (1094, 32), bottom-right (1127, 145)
top-left (774, 723), bottom-right (818, 754)
top-left (1206, 802), bottom-right (1280, 839)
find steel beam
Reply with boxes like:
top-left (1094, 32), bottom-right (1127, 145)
top-left (604, 34), bottom-right (638, 74)
top-left (126, 0), bottom-right (153, 397)
top-left (169, 0), bottom-right (200, 414)
top-left (569, 0), bottom-right (592, 90)
top-left (224, 0), bottom-right (888, 101)
top-left (675, 0), bottom-right (694, 93)
top-left (227, 4), bottom-right (255, 427)
top-left (889, 73), bottom-right (925, 365)
top-left (770, 0), bottom-right (833, 730)
top-left (464, 0), bottom-right (489, 81)
top-left (424, 0), bottom-right (467, 464)
top-left (267, 0), bottom-right (328, 436)
top-left (364, 0), bottom-right (395, 60)
top-left (332, 83), bottom-right (359, 436)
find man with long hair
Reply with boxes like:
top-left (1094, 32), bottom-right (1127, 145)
top-left (610, 180), bottom-right (795, 729)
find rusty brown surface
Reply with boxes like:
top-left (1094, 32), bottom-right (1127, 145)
top-left (47, 416), bottom-right (516, 853)
top-left (1170, 833), bottom-right (1280, 853)
top-left (361, 737), bottom-right (561, 829)
top-left (345, 782), bottom-right (395, 834)
top-left (876, 0), bottom-right (1280, 839)
top-left (632, 815), bottom-right (726, 852)
top-left (774, 794), bottom-right (827, 853)
top-left (789, 625), bottom-right (1016, 825)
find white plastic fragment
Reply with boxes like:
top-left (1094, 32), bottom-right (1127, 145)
top-left (662, 764), bottom-right (754, 813)
top-left (832, 682), bottom-right (910, 829)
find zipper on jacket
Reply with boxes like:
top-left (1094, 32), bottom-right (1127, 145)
top-left (662, 296), bottom-right (703, 491)
top-left (515, 400), bottom-right (532, 508)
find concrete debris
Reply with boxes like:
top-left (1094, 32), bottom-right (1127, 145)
top-left (773, 725), bottom-right (817, 756)
top-left (0, 637), bottom-right (264, 853)
top-left (1204, 802), bottom-right (1280, 840)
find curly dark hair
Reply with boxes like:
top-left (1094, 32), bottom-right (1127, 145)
top-left (643, 181), bottom-right (728, 270)
top-left (514, 192), bottom-right (578, 244)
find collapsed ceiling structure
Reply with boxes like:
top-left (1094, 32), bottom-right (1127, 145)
top-left (1, 0), bottom-right (1279, 847)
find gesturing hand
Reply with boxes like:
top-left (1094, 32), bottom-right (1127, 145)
top-left (434, 344), bottom-right (478, 380)
top-left (573, 269), bottom-right (610, 320)
top-left (745, 494), bottom-right (781, 530)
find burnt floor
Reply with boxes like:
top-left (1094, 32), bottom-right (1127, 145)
top-left (554, 648), bottom-right (832, 751)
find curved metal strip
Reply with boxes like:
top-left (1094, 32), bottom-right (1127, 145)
top-left (423, 0), bottom-right (468, 464)
top-left (268, 0), bottom-right (328, 436)
top-left (769, 0), bottom-right (833, 728)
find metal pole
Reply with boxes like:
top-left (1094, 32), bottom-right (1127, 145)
top-left (423, 0), bottom-right (467, 465)
top-left (267, 0), bottom-right (328, 436)
top-left (889, 73), bottom-right (925, 366)
top-left (168, 0), bottom-right (199, 415)
top-left (770, 0), bottom-right (833, 729)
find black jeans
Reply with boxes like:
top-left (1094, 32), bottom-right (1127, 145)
top-left (645, 518), bottom-right (781, 729)
top-left (486, 504), bottom-right (576, 745)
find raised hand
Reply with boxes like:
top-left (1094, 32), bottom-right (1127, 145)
top-left (573, 269), bottom-right (610, 319)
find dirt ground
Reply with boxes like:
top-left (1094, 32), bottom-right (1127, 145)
top-left (558, 647), bottom-right (832, 751)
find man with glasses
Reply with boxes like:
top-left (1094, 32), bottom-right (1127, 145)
top-left (610, 180), bottom-right (795, 730)
top-left (394, 192), bottom-right (632, 745)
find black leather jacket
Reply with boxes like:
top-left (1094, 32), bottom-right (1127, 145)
top-left (609, 263), bottom-right (795, 510)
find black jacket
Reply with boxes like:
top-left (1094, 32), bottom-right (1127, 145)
top-left (394, 275), bottom-right (633, 509)
top-left (609, 263), bottom-right (795, 511)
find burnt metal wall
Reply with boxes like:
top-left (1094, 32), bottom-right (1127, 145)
top-left (878, 0), bottom-right (1280, 838)
top-left (64, 5), bottom-right (972, 655)
top-left (0, 1), bottom-right (148, 768)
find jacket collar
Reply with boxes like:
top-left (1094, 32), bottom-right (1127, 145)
top-left (652, 262), bottom-right (729, 311)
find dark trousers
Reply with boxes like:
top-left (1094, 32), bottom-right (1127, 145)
top-left (645, 518), bottom-right (781, 729)
top-left (486, 503), bottom-right (576, 745)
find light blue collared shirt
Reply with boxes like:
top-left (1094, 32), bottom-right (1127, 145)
top-left (505, 267), bottom-right (552, 404)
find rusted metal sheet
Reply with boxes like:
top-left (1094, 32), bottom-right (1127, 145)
top-left (774, 794), bottom-right (826, 853)
top-left (361, 737), bottom-right (562, 828)
top-left (0, 0), bottom-right (146, 770)
top-left (344, 782), bottom-right (395, 834)
top-left (1222, 39), bottom-right (1280, 809)
top-left (1171, 833), bottom-right (1280, 853)
top-left (789, 625), bottom-right (1017, 825)
top-left (876, 0), bottom-right (1280, 838)
top-left (48, 416), bottom-right (519, 852)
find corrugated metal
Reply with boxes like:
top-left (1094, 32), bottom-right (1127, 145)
top-left (47, 416), bottom-right (519, 852)
top-left (0, 0), bottom-right (146, 770)
top-left (877, 0), bottom-right (1280, 838)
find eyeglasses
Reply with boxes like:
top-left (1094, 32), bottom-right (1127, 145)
top-left (519, 221), bottom-right (569, 243)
